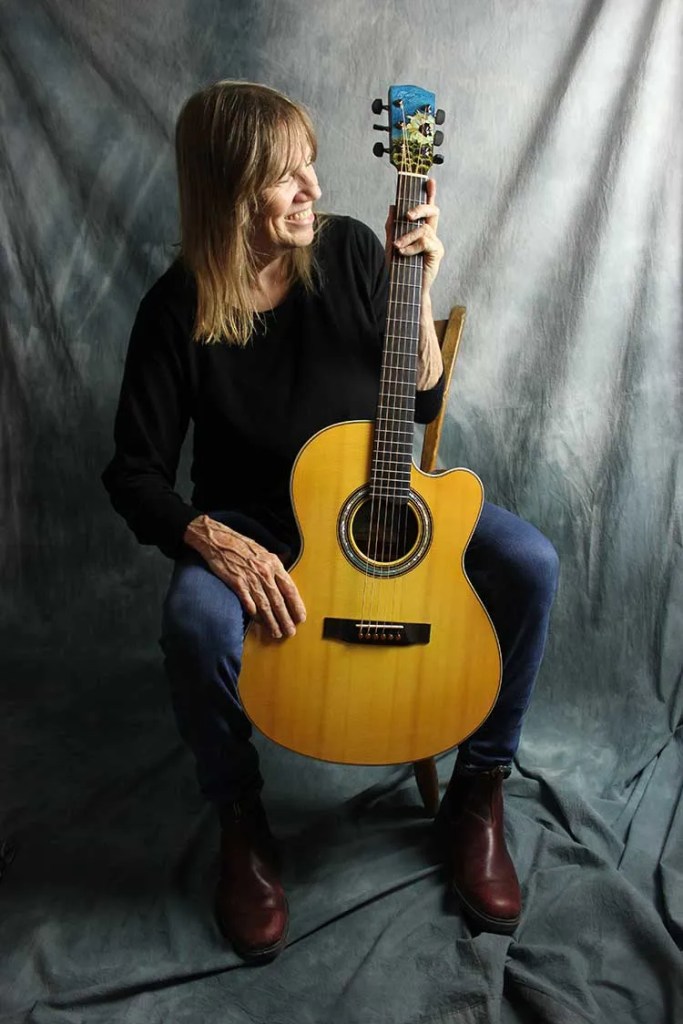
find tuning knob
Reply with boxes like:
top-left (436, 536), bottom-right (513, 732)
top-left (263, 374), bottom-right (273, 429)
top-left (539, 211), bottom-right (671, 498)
top-left (435, 108), bottom-right (445, 125)
top-left (433, 130), bottom-right (444, 147)
top-left (373, 123), bottom-right (390, 132)
top-left (373, 142), bottom-right (389, 158)
top-left (432, 154), bottom-right (444, 165)
top-left (371, 98), bottom-right (388, 114)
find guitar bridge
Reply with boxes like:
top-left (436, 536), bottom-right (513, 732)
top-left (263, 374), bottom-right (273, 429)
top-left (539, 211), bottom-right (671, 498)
top-left (322, 618), bottom-right (430, 646)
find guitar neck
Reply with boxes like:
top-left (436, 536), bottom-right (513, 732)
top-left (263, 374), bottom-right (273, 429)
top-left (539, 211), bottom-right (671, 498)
top-left (371, 172), bottom-right (427, 502)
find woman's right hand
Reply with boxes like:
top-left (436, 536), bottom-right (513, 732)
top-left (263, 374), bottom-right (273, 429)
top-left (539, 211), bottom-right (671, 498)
top-left (183, 515), bottom-right (306, 639)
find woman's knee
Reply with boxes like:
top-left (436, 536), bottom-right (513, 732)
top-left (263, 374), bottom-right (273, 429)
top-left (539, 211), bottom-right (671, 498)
top-left (161, 563), bottom-right (245, 667)
top-left (510, 526), bottom-right (560, 603)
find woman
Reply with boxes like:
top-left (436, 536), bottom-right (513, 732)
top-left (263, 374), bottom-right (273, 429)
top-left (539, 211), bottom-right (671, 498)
top-left (103, 80), bottom-right (559, 963)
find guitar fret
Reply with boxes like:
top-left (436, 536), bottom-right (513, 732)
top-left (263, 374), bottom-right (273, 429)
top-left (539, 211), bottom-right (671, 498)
top-left (390, 258), bottom-right (422, 270)
top-left (371, 476), bottom-right (411, 481)
top-left (370, 460), bottom-right (413, 468)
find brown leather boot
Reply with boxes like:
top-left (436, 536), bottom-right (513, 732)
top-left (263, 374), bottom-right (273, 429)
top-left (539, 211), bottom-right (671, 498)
top-left (214, 794), bottom-right (288, 962)
top-left (436, 765), bottom-right (521, 934)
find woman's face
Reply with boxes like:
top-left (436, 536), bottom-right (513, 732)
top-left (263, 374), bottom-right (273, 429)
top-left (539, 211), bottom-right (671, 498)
top-left (252, 142), bottom-right (321, 263)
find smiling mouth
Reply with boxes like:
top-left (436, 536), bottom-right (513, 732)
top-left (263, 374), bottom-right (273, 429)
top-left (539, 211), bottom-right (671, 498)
top-left (286, 209), bottom-right (314, 222)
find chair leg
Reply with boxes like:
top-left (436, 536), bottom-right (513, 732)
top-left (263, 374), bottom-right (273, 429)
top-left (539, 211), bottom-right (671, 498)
top-left (413, 758), bottom-right (440, 817)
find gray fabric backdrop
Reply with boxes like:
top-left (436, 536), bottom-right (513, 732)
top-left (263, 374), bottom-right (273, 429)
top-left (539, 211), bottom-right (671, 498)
top-left (1, 1), bottom-right (681, 1021)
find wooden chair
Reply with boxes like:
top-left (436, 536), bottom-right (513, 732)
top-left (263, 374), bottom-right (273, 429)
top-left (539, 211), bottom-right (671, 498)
top-left (412, 305), bottom-right (468, 817)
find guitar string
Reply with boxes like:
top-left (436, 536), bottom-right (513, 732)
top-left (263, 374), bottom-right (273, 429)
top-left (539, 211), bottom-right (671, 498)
top-left (403, 171), bottom-right (423, 564)
top-left (362, 111), bottom-right (406, 639)
top-left (375, 129), bottom-right (412, 639)
top-left (399, 166), bottom-right (430, 643)
top-left (377, 126), bottom-right (422, 642)
top-left (361, 139), bottom-right (396, 639)
top-left (361, 105), bottom-right (430, 647)
top-left (366, 162), bottom-right (403, 640)
top-left (385, 156), bottom-right (413, 640)
top-left (392, 169), bottom-right (424, 644)
top-left (390, 121), bottom-right (424, 639)
top-left (370, 145), bottom-right (423, 642)
top-left (380, 165), bottom-right (407, 640)
top-left (358, 158), bottom-right (402, 636)
top-left (358, 162), bottom-right (395, 637)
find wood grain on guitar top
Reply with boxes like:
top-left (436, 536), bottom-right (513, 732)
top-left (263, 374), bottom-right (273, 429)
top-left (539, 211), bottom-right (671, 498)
top-left (239, 420), bottom-right (502, 765)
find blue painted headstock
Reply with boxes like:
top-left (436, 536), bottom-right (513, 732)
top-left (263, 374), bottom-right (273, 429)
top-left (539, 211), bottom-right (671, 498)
top-left (372, 85), bottom-right (445, 175)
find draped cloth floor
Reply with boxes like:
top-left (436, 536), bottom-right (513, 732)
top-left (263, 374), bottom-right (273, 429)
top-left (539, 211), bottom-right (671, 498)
top-left (1, 1), bottom-right (681, 1021)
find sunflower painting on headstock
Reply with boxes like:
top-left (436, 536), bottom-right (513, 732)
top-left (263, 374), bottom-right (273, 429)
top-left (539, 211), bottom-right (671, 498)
top-left (388, 84), bottom-right (444, 175)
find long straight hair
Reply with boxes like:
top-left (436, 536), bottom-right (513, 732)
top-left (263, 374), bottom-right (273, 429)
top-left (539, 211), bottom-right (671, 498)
top-left (175, 80), bottom-right (319, 346)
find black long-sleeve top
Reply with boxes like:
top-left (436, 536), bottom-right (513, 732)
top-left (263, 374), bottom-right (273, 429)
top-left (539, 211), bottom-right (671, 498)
top-left (102, 216), bottom-right (445, 559)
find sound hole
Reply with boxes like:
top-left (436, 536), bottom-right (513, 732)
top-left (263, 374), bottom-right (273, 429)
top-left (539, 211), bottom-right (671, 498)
top-left (350, 499), bottom-right (420, 565)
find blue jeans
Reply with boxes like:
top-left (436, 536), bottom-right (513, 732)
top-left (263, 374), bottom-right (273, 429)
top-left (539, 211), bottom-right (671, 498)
top-left (160, 504), bottom-right (559, 805)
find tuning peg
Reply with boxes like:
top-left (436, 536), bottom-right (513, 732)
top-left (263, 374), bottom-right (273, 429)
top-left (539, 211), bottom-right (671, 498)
top-left (371, 98), bottom-right (388, 114)
top-left (433, 130), bottom-right (444, 147)
top-left (373, 142), bottom-right (389, 158)
top-left (435, 109), bottom-right (445, 125)
top-left (373, 123), bottom-right (390, 132)
top-left (432, 154), bottom-right (444, 165)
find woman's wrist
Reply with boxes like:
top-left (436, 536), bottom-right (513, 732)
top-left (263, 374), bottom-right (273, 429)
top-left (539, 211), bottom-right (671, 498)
top-left (184, 514), bottom-right (219, 553)
top-left (418, 294), bottom-right (443, 390)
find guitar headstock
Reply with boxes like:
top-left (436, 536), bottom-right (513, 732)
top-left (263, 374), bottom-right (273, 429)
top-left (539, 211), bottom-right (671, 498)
top-left (372, 84), bottom-right (445, 174)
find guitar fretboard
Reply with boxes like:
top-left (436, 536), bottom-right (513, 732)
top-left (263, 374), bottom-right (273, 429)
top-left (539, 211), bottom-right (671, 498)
top-left (370, 172), bottom-right (426, 502)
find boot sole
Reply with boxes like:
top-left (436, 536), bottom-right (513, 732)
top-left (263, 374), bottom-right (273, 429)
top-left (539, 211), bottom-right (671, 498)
top-left (215, 897), bottom-right (289, 964)
top-left (450, 883), bottom-right (519, 936)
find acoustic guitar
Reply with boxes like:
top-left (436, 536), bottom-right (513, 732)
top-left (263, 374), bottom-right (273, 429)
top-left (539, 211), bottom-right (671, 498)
top-left (239, 84), bottom-right (501, 765)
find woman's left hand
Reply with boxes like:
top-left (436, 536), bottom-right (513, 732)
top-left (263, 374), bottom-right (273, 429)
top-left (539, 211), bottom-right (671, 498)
top-left (385, 178), bottom-right (444, 295)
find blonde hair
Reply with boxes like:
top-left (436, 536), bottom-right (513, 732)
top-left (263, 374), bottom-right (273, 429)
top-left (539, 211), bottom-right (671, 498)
top-left (175, 80), bottom-right (319, 346)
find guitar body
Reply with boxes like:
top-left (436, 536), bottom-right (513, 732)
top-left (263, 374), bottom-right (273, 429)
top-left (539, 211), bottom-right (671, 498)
top-left (239, 420), bottom-right (502, 765)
